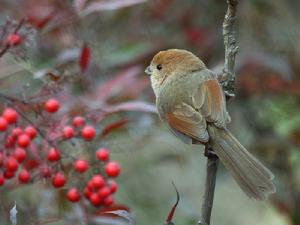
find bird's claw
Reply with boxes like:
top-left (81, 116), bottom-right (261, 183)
top-left (204, 146), bottom-right (218, 158)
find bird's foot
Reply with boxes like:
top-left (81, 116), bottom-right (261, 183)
top-left (204, 146), bottom-right (218, 158)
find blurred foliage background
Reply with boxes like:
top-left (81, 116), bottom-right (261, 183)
top-left (0, 0), bottom-right (300, 225)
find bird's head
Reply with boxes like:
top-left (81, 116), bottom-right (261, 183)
top-left (145, 49), bottom-right (206, 95)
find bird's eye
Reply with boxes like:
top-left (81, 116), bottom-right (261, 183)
top-left (156, 64), bottom-right (162, 70)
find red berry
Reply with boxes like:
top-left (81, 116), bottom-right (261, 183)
top-left (104, 161), bottom-right (121, 177)
top-left (72, 116), bottom-right (85, 127)
top-left (86, 180), bottom-right (94, 191)
top-left (96, 148), bottom-right (109, 161)
top-left (74, 159), bottom-right (89, 173)
top-left (63, 126), bottom-right (74, 139)
top-left (11, 127), bottom-right (23, 137)
top-left (2, 108), bottom-right (18, 124)
top-left (18, 169), bottom-right (30, 183)
top-left (3, 170), bottom-right (15, 179)
top-left (84, 187), bottom-right (92, 199)
top-left (103, 195), bottom-right (114, 207)
top-left (7, 33), bottom-right (22, 46)
top-left (89, 193), bottom-right (102, 206)
top-left (0, 153), bottom-right (3, 167)
top-left (24, 126), bottom-right (37, 139)
top-left (14, 147), bottom-right (27, 163)
top-left (5, 157), bottom-right (18, 172)
top-left (44, 98), bottom-right (60, 113)
top-left (0, 174), bottom-right (4, 185)
top-left (17, 134), bottom-right (31, 148)
top-left (0, 117), bottom-right (8, 131)
top-left (91, 175), bottom-right (105, 189)
top-left (40, 166), bottom-right (52, 178)
top-left (47, 148), bottom-right (60, 162)
top-left (5, 135), bottom-right (15, 148)
top-left (97, 186), bottom-right (111, 199)
top-left (107, 179), bottom-right (118, 193)
top-left (81, 125), bottom-right (95, 141)
top-left (52, 172), bottom-right (66, 188)
top-left (67, 188), bottom-right (81, 202)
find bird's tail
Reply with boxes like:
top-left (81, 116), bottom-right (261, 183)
top-left (208, 125), bottom-right (276, 200)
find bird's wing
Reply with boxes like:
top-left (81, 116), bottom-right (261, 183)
top-left (166, 103), bottom-right (209, 143)
top-left (191, 79), bottom-right (230, 128)
top-left (166, 78), bottom-right (229, 143)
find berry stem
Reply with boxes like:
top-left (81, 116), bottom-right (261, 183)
top-left (13, 18), bottom-right (25, 34)
top-left (0, 92), bottom-right (28, 104)
top-left (0, 18), bottom-right (25, 58)
top-left (0, 44), bottom-right (9, 58)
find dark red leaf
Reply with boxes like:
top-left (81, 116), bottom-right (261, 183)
top-left (79, 44), bottom-right (91, 73)
top-left (94, 66), bottom-right (141, 101)
top-left (105, 101), bottom-right (157, 114)
top-left (24, 1), bottom-right (56, 29)
top-left (89, 101), bottom-right (156, 122)
top-left (101, 119), bottom-right (129, 137)
top-left (28, 13), bottom-right (54, 29)
top-left (165, 182), bottom-right (180, 225)
top-left (184, 27), bottom-right (207, 45)
top-left (151, 0), bottom-right (174, 18)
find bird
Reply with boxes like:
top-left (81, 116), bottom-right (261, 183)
top-left (145, 49), bottom-right (275, 200)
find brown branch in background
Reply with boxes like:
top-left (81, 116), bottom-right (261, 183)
top-left (13, 107), bottom-right (50, 143)
top-left (0, 92), bottom-right (28, 104)
top-left (0, 44), bottom-right (10, 58)
top-left (199, 1), bottom-right (239, 225)
top-left (13, 18), bottom-right (25, 34)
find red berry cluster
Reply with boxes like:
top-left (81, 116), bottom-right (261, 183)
top-left (0, 107), bottom-right (33, 184)
top-left (44, 98), bottom-right (96, 141)
top-left (0, 99), bottom-right (121, 209)
top-left (63, 116), bottom-right (96, 141)
top-left (67, 148), bottom-right (120, 207)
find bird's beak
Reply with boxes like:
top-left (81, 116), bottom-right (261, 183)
top-left (145, 66), bottom-right (152, 76)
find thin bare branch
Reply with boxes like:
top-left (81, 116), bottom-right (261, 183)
top-left (0, 44), bottom-right (9, 58)
top-left (221, 0), bottom-right (239, 96)
top-left (199, 148), bottom-right (219, 225)
top-left (199, 1), bottom-right (239, 225)
top-left (0, 18), bottom-right (25, 58)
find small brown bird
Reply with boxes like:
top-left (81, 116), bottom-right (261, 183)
top-left (146, 49), bottom-right (275, 200)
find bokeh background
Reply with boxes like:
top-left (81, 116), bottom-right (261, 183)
top-left (0, 0), bottom-right (300, 224)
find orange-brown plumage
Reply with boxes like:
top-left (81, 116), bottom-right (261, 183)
top-left (146, 49), bottom-right (275, 200)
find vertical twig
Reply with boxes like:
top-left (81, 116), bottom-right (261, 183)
top-left (199, 149), bottom-right (219, 225)
top-left (221, 0), bottom-right (239, 96)
top-left (199, 1), bottom-right (239, 225)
